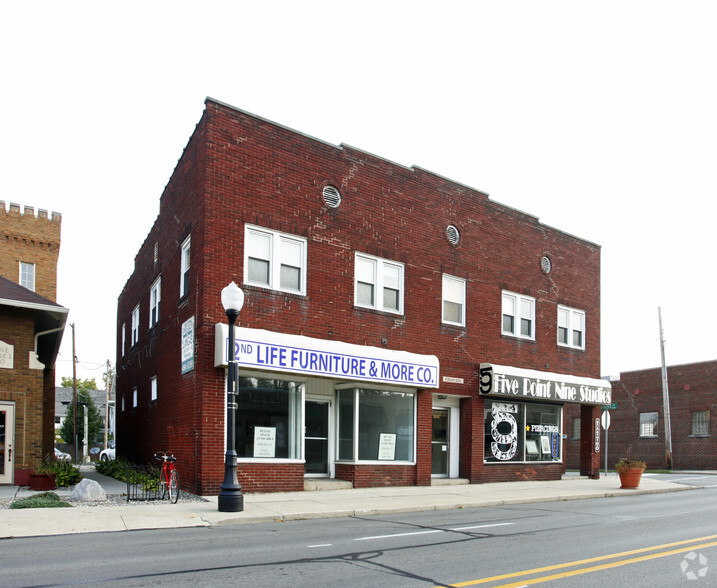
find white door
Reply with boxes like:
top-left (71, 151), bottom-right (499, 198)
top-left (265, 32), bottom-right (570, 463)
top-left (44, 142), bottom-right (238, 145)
top-left (0, 402), bottom-right (14, 484)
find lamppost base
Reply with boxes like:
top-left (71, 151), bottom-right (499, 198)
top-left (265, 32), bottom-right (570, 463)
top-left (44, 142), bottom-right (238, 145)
top-left (218, 489), bottom-right (244, 512)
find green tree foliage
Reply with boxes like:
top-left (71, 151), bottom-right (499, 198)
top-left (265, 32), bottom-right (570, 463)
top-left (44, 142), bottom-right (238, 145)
top-left (61, 377), bottom-right (97, 390)
top-left (59, 387), bottom-right (104, 445)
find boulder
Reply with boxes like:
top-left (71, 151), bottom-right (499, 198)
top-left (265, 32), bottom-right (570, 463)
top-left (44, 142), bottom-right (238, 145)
top-left (71, 478), bottom-right (107, 502)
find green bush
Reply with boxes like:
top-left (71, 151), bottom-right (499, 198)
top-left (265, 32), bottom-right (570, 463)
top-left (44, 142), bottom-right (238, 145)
top-left (10, 492), bottom-right (72, 509)
top-left (95, 457), bottom-right (159, 491)
top-left (37, 456), bottom-right (82, 487)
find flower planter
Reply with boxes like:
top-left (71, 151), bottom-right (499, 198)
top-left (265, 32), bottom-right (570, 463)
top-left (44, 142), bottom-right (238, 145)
top-left (617, 467), bottom-right (644, 489)
top-left (29, 473), bottom-right (56, 491)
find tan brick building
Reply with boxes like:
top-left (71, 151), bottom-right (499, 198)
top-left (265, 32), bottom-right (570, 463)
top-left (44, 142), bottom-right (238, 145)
top-left (0, 202), bottom-right (67, 485)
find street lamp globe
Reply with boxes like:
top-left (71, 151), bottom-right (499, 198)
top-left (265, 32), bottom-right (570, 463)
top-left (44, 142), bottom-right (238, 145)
top-left (221, 281), bottom-right (244, 314)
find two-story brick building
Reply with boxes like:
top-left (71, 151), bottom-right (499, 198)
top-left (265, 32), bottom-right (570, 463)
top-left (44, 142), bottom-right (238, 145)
top-left (0, 203), bottom-right (67, 485)
top-left (116, 98), bottom-right (610, 495)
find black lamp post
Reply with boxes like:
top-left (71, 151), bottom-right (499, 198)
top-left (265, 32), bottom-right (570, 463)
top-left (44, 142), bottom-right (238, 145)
top-left (218, 281), bottom-right (244, 512)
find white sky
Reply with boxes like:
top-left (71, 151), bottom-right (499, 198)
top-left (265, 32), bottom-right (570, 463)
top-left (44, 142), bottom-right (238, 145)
top-left (2, 1), bottom-right (715, 386)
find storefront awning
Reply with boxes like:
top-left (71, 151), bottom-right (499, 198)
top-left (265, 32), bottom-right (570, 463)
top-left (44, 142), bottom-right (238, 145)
top-left (479, 363), bottom-right (611, 405)
top-left (215, 325), bottom-right (440, 388)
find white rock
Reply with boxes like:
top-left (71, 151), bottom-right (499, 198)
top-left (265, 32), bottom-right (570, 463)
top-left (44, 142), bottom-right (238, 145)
top-left (71, 478), bottom-right (107, 501)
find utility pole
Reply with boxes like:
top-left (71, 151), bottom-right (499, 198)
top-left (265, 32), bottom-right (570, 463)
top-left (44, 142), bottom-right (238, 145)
top-left (72, 323), bottom-right (78, 463)
top-left (658, 307), bottom-right (673, 469)
top-left (104, 360), bottom-right (112, 450)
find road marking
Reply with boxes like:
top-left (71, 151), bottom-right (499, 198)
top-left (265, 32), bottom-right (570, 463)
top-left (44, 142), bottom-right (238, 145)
top-left (446, 534), bottom-right (717, 587)
top-left (355, 522), bottom-right (514, 542)
top-left (307, 544), bottom-right (333, 548)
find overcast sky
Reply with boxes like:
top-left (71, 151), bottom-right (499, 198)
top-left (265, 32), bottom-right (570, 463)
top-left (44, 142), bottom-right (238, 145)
top-left (2, 1), bottom-right (715, 386)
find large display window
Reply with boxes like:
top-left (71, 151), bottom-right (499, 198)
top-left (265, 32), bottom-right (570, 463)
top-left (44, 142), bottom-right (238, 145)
top-left (337, 387), bottom-right (415, 462)
top-left (484, 400), bottom-right (561, 463)
top-left (236, 376), bottom-right (303, 459)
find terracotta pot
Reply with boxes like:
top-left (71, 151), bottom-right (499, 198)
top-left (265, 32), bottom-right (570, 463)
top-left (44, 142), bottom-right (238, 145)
top-left (29, 473), bottom-right (56, 491)
top-left (617, 467), bottom-right (644, 489)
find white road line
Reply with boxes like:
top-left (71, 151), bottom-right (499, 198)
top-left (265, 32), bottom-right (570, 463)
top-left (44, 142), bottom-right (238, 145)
top-left (451, 522), bottom-right (514, 531)
top-left (354, 522), bottom-right (514, 542)
top-left (355, 529), bottom-right (444, 541)
top-left (307, 544), bottom-right (333, 548)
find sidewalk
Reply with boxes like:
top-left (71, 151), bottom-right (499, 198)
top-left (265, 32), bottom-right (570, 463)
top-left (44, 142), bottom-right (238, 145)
top-left (0, 467), bottom-right (701, 539)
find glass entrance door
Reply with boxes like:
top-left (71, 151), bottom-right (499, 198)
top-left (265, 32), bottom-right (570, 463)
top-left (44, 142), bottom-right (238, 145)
top-left (431, 408), bottom-right (449, 476)
top-left (305, 400), bottom-right (329, 476)
top-left (0, 403), bottom-right (14, 484)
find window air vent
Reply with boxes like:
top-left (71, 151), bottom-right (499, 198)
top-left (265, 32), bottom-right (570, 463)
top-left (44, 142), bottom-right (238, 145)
top-left (446, 225), bottom-right (460, 245)
top-left (322, 185), bottom-right (342, 208)
top-left (541, 256), bottom-right (552, 274)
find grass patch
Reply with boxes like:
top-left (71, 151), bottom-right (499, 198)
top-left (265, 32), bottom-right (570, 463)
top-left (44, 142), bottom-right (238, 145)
top-left (10, 492), bottom-right (72, 509)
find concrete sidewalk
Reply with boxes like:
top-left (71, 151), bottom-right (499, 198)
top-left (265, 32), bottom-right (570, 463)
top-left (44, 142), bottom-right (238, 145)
top-left (0, 468), bottom-right (700, 539)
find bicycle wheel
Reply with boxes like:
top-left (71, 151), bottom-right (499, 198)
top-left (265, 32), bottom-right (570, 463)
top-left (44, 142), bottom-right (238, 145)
top-left (159, 473), bottom-right (167, 500)
top-left (169, 470), bottom-right (179, 504)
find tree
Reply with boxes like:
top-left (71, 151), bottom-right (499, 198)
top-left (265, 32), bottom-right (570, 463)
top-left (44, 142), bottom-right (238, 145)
top-left (59, 383), bottom-right (104, 445)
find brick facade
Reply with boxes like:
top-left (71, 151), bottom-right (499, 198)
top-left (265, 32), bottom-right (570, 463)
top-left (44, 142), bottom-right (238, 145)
top-left (564, 361), bottom-right (716, 470)
top-left (0, 202), bottom-right (61, 301)
top-left (117, 99), bottom-right (605, 495)
top-left (0, 202), bottom-right (65, 484)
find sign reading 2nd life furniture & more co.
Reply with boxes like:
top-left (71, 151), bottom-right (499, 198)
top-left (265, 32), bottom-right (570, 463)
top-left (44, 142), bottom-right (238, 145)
top-left (215, 325), bottom-right (440, 388)
top-left (479, 363), bottom-right (611, 405)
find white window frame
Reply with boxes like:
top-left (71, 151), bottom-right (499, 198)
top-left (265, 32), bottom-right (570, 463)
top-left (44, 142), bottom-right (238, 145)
top-left (132, 387), bottom-right (138, 408)
top-left (639, 412), bottom-right (658, 437)
top-left (442, 274), bottom-right (466, 326)
top-left (691, 411), bottom-right (709, 436)
top-left (150, 376), bottom-right (158, 402)
top-left (244, 225), bottom-right (307, 295)
top-left (19, 261), bottom-right (35, 291)
top-left (180, 235), bottom-right (191, 298)
top-left (121, 322), bottom-right (126, 357)
top-left (354, 253), bottom-right (404, 314)
top-left (131, 305), bottom-right (140, 346)
top-left (557, 306), bottom-right (586, 350)
top-left (149, 276), bottom-right (161, 328)
top-left (502, 291), bottom-right (535, 340)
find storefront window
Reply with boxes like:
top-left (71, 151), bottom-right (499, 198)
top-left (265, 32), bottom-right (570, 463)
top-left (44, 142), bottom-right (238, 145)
top-left (236, 376), bottom-right (302, 459)
top-left (337, 389), bottom-right (355, 460)
top-left (337, 387), bottom-right (415, 462)
top-left (484, 400), bottom-right (561, 463)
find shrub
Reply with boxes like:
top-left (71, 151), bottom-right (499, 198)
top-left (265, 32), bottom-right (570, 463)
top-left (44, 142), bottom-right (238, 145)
top-left (37, 456), bottom-right (82, 487)
top-left (615, 457), bottom-right (646, 470)
top-left (10, 492), bottom-right (72, 509)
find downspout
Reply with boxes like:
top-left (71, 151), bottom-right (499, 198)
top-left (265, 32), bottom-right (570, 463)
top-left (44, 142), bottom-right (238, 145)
top-left (33, 325), bottom-right (65, 366)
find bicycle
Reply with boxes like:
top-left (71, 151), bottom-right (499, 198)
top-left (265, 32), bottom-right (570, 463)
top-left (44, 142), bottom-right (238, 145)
top-left (154, 452), bottom-right (179, 503)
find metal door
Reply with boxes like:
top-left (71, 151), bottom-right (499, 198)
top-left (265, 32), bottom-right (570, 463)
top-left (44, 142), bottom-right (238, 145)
top-left (305, 400), bottom-right (329, 476)
top-left (431, 408), bottom-right (449, 476)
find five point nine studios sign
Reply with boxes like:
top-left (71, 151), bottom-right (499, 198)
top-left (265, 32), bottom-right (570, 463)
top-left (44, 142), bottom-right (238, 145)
top-left (215, 325), bottom-right (440, 389)
top-left (479, 363), bottom-right (611, 405)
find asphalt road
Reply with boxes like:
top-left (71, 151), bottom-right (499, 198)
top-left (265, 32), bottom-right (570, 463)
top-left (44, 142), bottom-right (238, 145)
top-left (4, 473), bottom-right (716, 587)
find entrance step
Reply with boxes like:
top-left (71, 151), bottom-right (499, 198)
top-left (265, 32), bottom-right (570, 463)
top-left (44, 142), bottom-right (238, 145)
top-left (431, 478), bottom-right (469, 486)
top-left (304, 478), bottom-right (354, 491)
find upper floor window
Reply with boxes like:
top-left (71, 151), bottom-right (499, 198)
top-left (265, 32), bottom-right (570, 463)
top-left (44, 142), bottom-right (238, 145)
top-left (558, 306), bottom-right (586, 350)
top-left (244, 225), bottom-right (307, 295)
top-left (355, 253), bottom-right (404, 314)
top-left (131, 305), bottom-right (140, 346)
top-left (132, 387), bottom-right (138, 408)
top-left (442, 275), bottom-right (466, 326)
top-left (502, 291), bottom-right (535, 340)
top-left (180, 236), bottom-right (191, 298)
top-left (121, 322), bottom-right (126, 357)
top-left (691, 411), bottom-right (709, 436)
top-left (150, 376), bottom-right (158, 402)
top-left (149, 277), bottom-right (161, 328)
top-left (639, 412), bottom-right (658, 437)
top-left (19, 262), bottom-right (35, 291)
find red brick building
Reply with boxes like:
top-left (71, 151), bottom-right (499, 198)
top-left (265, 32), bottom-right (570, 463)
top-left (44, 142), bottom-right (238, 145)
top-left (0, 203), bottom-right (67, 485)
top-left (565, 361), bottom-right (716, 471)
top-left (116, 98), bottom-right (610, 495)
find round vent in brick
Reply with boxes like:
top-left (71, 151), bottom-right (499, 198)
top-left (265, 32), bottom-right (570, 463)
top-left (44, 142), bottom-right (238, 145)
top-left (446, 225), bottom-right (460, 245)
top-left (322, 186), bottom-right (342, 208)
top-left (541, 256), bottom-right (552, 273)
